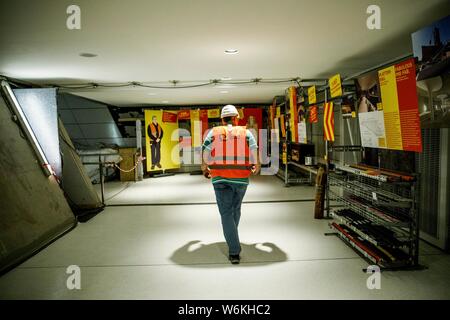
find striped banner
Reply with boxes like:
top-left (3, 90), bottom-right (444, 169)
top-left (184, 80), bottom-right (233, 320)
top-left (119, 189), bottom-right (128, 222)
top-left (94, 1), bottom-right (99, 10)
top-left (323, 102), bottom-right (334, 141)
top-left (309, 105), bottom-right (318, 123)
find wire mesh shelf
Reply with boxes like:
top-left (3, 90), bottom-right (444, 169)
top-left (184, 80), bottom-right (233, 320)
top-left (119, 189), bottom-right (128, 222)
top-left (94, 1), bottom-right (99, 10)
top-left (328, 189), bottom-right (409, 227)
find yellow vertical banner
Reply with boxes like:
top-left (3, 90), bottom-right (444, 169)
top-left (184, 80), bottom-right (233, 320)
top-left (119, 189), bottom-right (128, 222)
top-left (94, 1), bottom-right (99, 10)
top-left (145, 110), bottom-right (180, 171)
top-left (289, 86), bottom-right (298, 143)
top-left (329, 74), bottom-right (342, 98)
top-left (190, 109), bottom-right (201, 147)
top-left (378, 66), bottom-right (403, 150)
top-left (308, 86), bottom-right (317, 104)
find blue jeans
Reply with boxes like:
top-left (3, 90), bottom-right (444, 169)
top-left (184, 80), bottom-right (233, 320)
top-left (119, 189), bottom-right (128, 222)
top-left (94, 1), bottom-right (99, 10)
top-left (213, 182), bottom-right (248, 255)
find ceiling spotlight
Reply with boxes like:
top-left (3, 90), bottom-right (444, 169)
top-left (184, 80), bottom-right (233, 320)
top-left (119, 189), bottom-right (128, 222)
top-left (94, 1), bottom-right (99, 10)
top-left (224, 49), bottom-right (239, 55)
top-left (147, 92), bottom-right (156, 96)
top-left (79, 52), bottom-right (98, 58)
top-left (221, 77), bottom-right (232, 80)
top-left (220, 90), bottom-right (229, 94)
top-left (162, 100), bottom-right (169, 103)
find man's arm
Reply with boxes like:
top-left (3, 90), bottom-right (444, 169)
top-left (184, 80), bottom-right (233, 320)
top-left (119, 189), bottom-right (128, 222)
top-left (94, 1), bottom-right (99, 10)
top-left (247, 130), bottom-right (260, 175)
top-left (201, 129), bottom-right (214, 178)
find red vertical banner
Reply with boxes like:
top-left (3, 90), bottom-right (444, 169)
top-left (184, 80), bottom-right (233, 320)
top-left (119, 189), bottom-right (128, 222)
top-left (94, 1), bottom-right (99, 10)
top-left (323, 102), bottom-right (335, 141)
top-left (199, 109), bottom-right (209, 137)
top-left (395, 59), bottom-right (422, 152)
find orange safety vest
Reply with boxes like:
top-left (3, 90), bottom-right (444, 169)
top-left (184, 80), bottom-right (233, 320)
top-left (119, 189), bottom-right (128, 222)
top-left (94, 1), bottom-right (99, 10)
top-left (149, 123), bottom-right (162, 137)
top-left (208, 126), bottom-right (252, 179)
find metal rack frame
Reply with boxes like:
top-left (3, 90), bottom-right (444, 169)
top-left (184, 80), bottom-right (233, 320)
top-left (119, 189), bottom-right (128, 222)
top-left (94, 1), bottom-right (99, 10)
top-left (325, 146), bottom-right (422, 270)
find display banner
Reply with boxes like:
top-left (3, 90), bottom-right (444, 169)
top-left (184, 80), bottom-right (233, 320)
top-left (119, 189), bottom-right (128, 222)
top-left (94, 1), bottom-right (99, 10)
top-left (309, 105), bottom-right (318, 123)
top-left (190, 109), bottom-right (209, 147)
top-left (145, 110), bottom-right (180, 171)
top-left (378, 58), bottom-right (422, 152)
top-left (207, 108), bottom-right (220, 118)
top-left (298, 120), bottom-right (307, 143)
top-left (323, 102), bottom-right (335, 141)
top-left (276, 106), bottom-right (281, 118)
top-left (269, 101), bottom-right (276, 129)
top-left (329, 74), bottom-right (343, 98)
top-left (178, 110), bottom-right (190, 120)
top-left (308, 86), bottom-right (317, 104)
top-left (162, 111), bottom-right (177, 123)
top-left (280, 114), bottom-right (286, 138)
top-left (289, 86), bottom-right (299, 142)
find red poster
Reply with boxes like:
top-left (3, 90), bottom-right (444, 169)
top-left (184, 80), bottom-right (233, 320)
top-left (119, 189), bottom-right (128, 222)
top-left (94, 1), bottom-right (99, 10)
top-left (162, 111), bottom-right (177, 123)
top-left (395, 59), bottom-right (422, 152)
top-left (238, 108), bottom-right (263, 130)
top-left (178, 110), bottom-right (190, 120)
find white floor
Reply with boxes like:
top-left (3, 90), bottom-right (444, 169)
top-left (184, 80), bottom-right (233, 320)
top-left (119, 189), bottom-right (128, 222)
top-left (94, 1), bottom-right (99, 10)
top-left (1, 175), bottom-right (449, 299)
top-left (98, 174), bottom-right (316, 205)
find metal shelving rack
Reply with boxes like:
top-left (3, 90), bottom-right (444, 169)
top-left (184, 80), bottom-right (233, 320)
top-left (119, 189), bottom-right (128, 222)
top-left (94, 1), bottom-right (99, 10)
top-left (325, 146), bottom-right (422, 271)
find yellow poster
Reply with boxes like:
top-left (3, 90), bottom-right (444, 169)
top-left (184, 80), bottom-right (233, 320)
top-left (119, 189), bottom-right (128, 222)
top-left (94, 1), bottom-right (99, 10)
top-left (329, 74), bottom-right (342, 98)
top-left (145, 110), bottom-right (180, 171)
top-left (378, 66), bottom-right (403, 150)
top-left (308, 86), bottom-right (317, 104)
top-left (207, 108), bottom-right (220, 118)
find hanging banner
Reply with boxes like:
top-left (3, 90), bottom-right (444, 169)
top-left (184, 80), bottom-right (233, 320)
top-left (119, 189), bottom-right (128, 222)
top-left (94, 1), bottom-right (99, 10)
top-left (178, 110), bottom-right (190, 120)
top-left (323, 102), bottom-right (335, 141)
top-left (298, 120), bottom-right (307, 143)
top-left (289, 86), bottom-right (299, 142)
top-left (309, 105), bottom-right (318, 123)
top-left (308, 86), bottom-right (317, 104)
top-left (269, 101), bottom-right (276, 129)
top-left (207, 108), bottom-right (220, 118)
top-left (378, 58), bottom-right (422, 152)
top-left (356, 71), bottom-right (386, 148)
top-left (329, 74), bottom-right (343, 98)
top-left (276, 106), bottom-right (281, 118)
top-left (280, 114), bottom-right (286, 138)
top-left (145, 110), bottom-right (180, 171)
top-left (190, 109), bottom-right (209, 147)
top-left (162, 111), bottom-right (177, 123)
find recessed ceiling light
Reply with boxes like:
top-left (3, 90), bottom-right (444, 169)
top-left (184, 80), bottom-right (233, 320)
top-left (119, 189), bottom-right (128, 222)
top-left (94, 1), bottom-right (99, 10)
top-left (79, 52), bottom-right (98, 58)
top-left (162, 100), bottom-right (169, 103)
top-left (147, 92), bottom-right (156, 96)
top-left (220, 90), bottom-right (229, 94)
top-left (221, 77), bottom-right (232, 80)
top-left (224, 49), bottom-right (239, 55)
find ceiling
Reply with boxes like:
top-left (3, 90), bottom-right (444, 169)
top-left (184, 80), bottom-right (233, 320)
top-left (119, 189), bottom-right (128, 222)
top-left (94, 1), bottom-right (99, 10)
top-left (0, 0), bottom-right (449, 106)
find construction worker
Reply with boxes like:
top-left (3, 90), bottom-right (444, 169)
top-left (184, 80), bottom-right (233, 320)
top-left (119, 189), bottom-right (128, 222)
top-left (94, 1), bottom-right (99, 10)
top-left (147, 115), bottom-right (163, 170)
top-left (201, 105), bottom-right (260, 264)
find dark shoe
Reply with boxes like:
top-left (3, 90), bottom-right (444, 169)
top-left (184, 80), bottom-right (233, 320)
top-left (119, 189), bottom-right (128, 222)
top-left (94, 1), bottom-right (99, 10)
top-left (229, 254), bottom-right (240, 265)
top-left (156, 163), bottom-right (162, 168)
top-left (151, 165), bottom-right (155, 170)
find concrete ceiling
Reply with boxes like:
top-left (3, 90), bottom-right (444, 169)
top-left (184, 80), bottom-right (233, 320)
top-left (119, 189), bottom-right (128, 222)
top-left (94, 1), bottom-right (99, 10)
top-left (0, 0), bottom-right (449, 106)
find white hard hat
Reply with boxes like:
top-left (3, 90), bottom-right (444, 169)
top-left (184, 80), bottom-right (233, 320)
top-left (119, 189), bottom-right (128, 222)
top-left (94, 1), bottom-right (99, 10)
top-left (221, 104), bottom-right (239, 118)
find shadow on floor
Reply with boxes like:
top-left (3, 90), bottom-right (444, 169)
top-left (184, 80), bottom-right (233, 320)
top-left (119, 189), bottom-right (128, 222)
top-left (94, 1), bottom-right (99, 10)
top-left (170, 240), bottom-right (288, 267)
